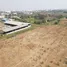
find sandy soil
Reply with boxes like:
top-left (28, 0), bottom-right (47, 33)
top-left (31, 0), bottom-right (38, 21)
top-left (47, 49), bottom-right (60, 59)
top-left (0, 25), bottom-right (67, 67)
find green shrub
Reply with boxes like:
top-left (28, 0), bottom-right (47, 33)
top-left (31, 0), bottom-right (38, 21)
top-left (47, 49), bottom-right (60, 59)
top-left (54, 21), bottom-right (59, 24)
top-left (34, 20), bottom-right (42, 24)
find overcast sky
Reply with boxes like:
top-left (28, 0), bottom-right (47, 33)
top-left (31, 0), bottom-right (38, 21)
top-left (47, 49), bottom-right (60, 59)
top-left (0, 0), bottom-right (67, 11)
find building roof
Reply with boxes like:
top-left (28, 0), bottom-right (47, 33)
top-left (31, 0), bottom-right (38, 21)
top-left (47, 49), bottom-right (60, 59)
top-left (2, 19), bottom-right (31, 33)
top-left (3, 21), bottom-right (31, 33)
top-left (4, 19), bottom-right (30, 26)
top-left (4, 21), bottom-right (22, 25)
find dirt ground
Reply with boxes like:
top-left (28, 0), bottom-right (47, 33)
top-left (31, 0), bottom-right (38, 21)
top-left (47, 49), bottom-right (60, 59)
top-left (0, 25), bottom-right (67, 67)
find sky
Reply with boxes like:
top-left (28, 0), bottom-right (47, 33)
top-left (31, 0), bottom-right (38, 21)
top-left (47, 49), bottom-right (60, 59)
top-left (0, 0), bottom-right (67, 11)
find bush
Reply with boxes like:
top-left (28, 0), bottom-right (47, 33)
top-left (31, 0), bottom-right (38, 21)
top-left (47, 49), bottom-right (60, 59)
top-left (54, 22), bottom-right (58, 24)
top-left (66, 17), bottom-right (67, 19)
top-left (54, 20), bottom-right (59, 25)
top-left (42, 19), bottom-right (46, 23)
top-left (34, 20), bottom-right (42, 24)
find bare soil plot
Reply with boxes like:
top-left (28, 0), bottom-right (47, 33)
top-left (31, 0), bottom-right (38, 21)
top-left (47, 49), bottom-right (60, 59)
top-left (60, 18), bottom-right (67, 25)
top-left (0, 25), bottom-right (67, 67)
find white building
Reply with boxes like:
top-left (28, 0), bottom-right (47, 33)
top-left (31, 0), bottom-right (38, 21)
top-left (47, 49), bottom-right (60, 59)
top-left (3, 19), bottom-right (31, 34)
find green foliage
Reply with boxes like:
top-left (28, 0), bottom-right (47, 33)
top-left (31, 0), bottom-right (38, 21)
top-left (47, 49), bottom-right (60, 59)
top-left (34, 19), bottom-right (46, 24)
top-left (25, 18), bottom-right (35, 23)
top-left (47, 20), bottom-right (51, 22)
top-left (34, 14), bottom-right (45, 19)
top-left (12, 12), bottom-right (62, 25)
top-left (54, 21), bottom-right (59, 24)
top-left (53, 19), bottom-right (60, 25)
top-left (66, 16), bottom-right (67, 19)
top-left (42, 19), bottom-right (46, 23)
top-left (57, 15), bottom-right (63, 19)
top-left (34, 20), bottom-right (42, 24)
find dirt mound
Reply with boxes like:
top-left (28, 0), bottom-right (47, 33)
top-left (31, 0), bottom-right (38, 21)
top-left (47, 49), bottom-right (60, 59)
top-left (0, 25), bottom-right (67, 67)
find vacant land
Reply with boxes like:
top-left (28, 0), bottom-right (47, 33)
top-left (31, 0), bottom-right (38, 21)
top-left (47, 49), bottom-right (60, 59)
top-left (0, 24), bottom-right (67, 67)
